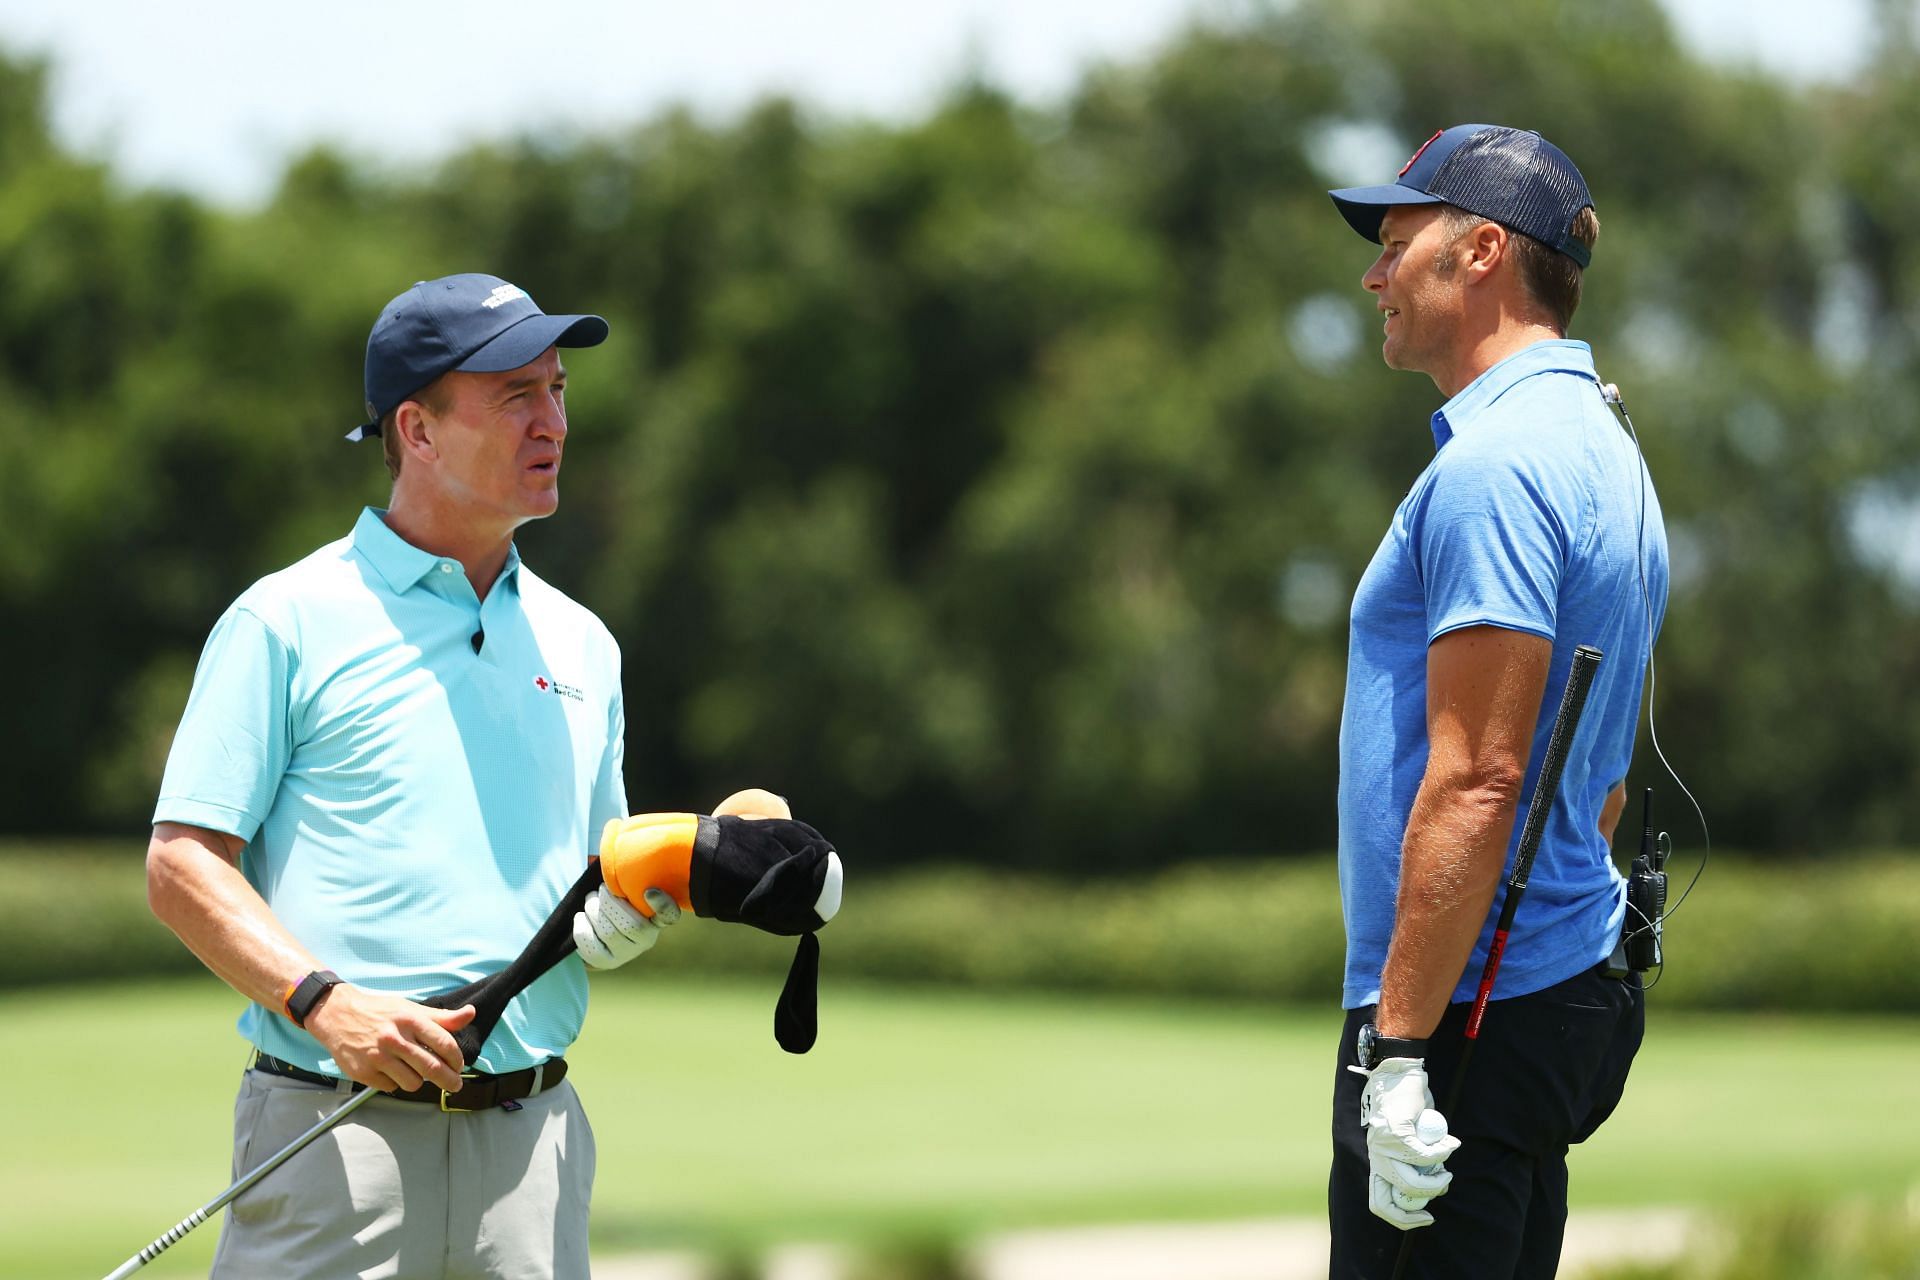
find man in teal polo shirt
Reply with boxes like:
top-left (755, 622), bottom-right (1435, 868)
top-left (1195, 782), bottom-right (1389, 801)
top-left (149, 274), bottom-right (700, 1279)
top-left (1322, 128), bottom-right (1669, 1277)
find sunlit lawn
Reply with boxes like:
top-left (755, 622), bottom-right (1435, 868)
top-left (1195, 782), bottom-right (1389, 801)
top-left (4, 976), bottom-right (1914, 1278)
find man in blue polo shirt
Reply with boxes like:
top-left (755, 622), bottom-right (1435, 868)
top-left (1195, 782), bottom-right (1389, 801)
top-left (1323, 127), bottom-right (1669, 1277)
top-left (148, 274), bottom-right (709, 1278)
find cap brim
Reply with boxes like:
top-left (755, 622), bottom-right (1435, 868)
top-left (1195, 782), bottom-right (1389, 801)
top-left (1327, 184), bottom-right (1447, 243)
top-left (456, 313), bottom-right (609, 374)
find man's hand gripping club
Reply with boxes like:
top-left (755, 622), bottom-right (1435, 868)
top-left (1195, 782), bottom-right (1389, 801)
top-left (304, 988), bottom-right (477, 1095)
top-left (1351, 1057), bottom-right (1461, 1229)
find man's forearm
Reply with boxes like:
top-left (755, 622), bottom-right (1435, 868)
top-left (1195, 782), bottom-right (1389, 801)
top-left (1374, 776), bottom-right (1522, 1039)
top-left (148, 822), bottom-right (476, 1092)
top-left (147, 822), bottom-right (323, 1014)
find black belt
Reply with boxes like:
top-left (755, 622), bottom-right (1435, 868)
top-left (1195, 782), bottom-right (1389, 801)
top-left (252, 1051), bottom-right (567, 1111)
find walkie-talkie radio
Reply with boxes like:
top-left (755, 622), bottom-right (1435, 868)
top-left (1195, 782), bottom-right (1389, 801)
top-left (1607, 787), bottom-right (1670, 978)
top-left (1623, 787), bottom-right (1669, 972)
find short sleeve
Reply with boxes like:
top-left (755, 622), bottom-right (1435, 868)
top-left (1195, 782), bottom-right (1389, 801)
top-left (1409, 447), bottom-right (1572, 644)
top-left (153, 606), bottom-right (295, 842)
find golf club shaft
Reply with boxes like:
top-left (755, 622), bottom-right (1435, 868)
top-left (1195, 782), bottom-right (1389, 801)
top-left (102, 1085), bottom-right (378, 1279)
top-left (1390, 644), bottom-right (1602, 1280)
top-left (102, 860), bottom-right (605, 1278)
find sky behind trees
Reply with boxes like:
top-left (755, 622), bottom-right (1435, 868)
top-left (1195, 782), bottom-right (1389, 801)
top-left (0, 0), bottom-right (1879, 206)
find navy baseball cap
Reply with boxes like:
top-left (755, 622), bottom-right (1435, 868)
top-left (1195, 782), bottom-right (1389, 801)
top-left (1328, 124), bottom-right (1594, 268)
top-left (347, 273), bottom-right (609, 441)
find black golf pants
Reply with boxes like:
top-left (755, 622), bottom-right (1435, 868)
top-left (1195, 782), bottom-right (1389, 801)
top-left (1328, 963), bottom-right (1645, 1279)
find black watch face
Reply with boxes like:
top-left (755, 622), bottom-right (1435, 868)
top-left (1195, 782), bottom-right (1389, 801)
top-left (291, 971), bottom-right (340, 1024)
top-left (1356, 1022), bottom-right (1377, 1069)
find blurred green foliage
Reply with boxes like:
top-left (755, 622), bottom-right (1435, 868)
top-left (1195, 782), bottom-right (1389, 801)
top-left (843, 1237), bottom-right (979, 1280)
top-left (8, 840), bottom-right (1915, 1011)
top-left (1582, 1198), bottom-right (1920, 1280)
top-left (3, 0), bottom-right (1918, 867)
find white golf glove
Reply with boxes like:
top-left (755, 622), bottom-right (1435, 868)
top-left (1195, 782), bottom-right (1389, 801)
top-left (1352, 1057), bottom-right (1462, 1230)
top-left (573, 887), bottom-right (681, 970)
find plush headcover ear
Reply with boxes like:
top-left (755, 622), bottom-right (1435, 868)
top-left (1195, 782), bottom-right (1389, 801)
top-left (692, 815), bottom-right (837, 1052)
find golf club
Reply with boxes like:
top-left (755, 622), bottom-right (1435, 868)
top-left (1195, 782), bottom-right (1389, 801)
top-left (99, 859), bottom-right (607, 1279)
top-left (1390, 643), bottom-right (1603, 1280)
top-left (101, 813), bottom-right (841, 1278)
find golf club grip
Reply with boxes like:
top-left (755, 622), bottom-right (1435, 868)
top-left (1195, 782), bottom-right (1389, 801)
top-left (422, 860), bottom-right (604, 1063)
top-left (1505, 645), bottom-right (1603, 894)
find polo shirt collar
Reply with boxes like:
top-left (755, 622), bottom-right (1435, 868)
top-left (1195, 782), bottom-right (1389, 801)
top-left (1430, 339), bottom-right (1599, 449)
top-left (350, 507), bottom-right (523, 596)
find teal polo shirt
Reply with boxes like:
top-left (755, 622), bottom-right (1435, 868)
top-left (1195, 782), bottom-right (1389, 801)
top-left (156, 507), bottom-right (628, 1074)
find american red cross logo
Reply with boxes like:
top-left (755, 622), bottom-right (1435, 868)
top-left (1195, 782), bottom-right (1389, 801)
top-left (534, 676), bottom-right (550, 692)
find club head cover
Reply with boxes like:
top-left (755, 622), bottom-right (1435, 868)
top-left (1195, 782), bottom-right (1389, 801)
top-left (599, 812), bottom-right (843, 1053)
top-left (418, 810), bottom-right (847, 1065)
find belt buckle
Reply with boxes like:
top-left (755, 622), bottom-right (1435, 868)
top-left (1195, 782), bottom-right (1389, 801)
top-left (440, 1071), bottom-right (481, 1112)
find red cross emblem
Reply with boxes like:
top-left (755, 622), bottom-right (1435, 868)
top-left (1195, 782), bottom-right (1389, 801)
top-left (534, 676), bottom-right (550, 692)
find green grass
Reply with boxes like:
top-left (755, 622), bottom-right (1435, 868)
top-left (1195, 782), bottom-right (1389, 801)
top-left (5, 977), bottom-right (1916, 1278)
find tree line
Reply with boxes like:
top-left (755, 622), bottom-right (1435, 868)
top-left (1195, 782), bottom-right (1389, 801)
top-left (2, 0), bottom-right (1915, 868)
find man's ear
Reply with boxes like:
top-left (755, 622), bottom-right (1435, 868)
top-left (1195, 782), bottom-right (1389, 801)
top-left (392, 398), bottom-right (439, 464)
top-left (1462, 220), bottom-right (1511, 283)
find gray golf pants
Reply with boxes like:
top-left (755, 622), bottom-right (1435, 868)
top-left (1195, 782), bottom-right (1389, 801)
top-left (210, 1068), bottom-right (595, 1280)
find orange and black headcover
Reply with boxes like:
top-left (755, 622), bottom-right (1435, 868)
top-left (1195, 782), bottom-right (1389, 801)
top-left (600, 812), bottom-right (844, 1053)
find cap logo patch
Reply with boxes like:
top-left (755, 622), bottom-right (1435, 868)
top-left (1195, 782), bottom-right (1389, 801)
top-left (482, 284), bottom-right (529, 310)
top-left (1399, 129), bottom-right (1444, 177)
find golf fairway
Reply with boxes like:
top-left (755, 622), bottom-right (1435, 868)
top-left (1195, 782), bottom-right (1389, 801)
top-left (4, 977), bottom-right (1914, 1277)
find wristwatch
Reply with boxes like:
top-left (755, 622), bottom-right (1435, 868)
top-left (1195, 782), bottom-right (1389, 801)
top-left (1356, 1021), bottom-right (1428, 1071)
top-left (284, 969), bottom-right (344, 1028)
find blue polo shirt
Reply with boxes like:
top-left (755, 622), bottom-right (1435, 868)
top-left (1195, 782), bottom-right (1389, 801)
top-left (1337, 340), bottom-right (1669, 1010)
top-left (156, 507), bottom-right (628, 1074)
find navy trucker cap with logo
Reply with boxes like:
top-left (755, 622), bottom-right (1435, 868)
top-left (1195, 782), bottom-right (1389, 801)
top-left (348, 273), bottom-right (609, 441)
top-left (1327, 124), bottom-right (1595, 268)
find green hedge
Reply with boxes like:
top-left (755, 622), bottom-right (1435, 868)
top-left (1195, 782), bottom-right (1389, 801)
top-left (4, 841), bottom-right (1915, 1012)
top-left (0, 841), bottom-right (202, 988)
